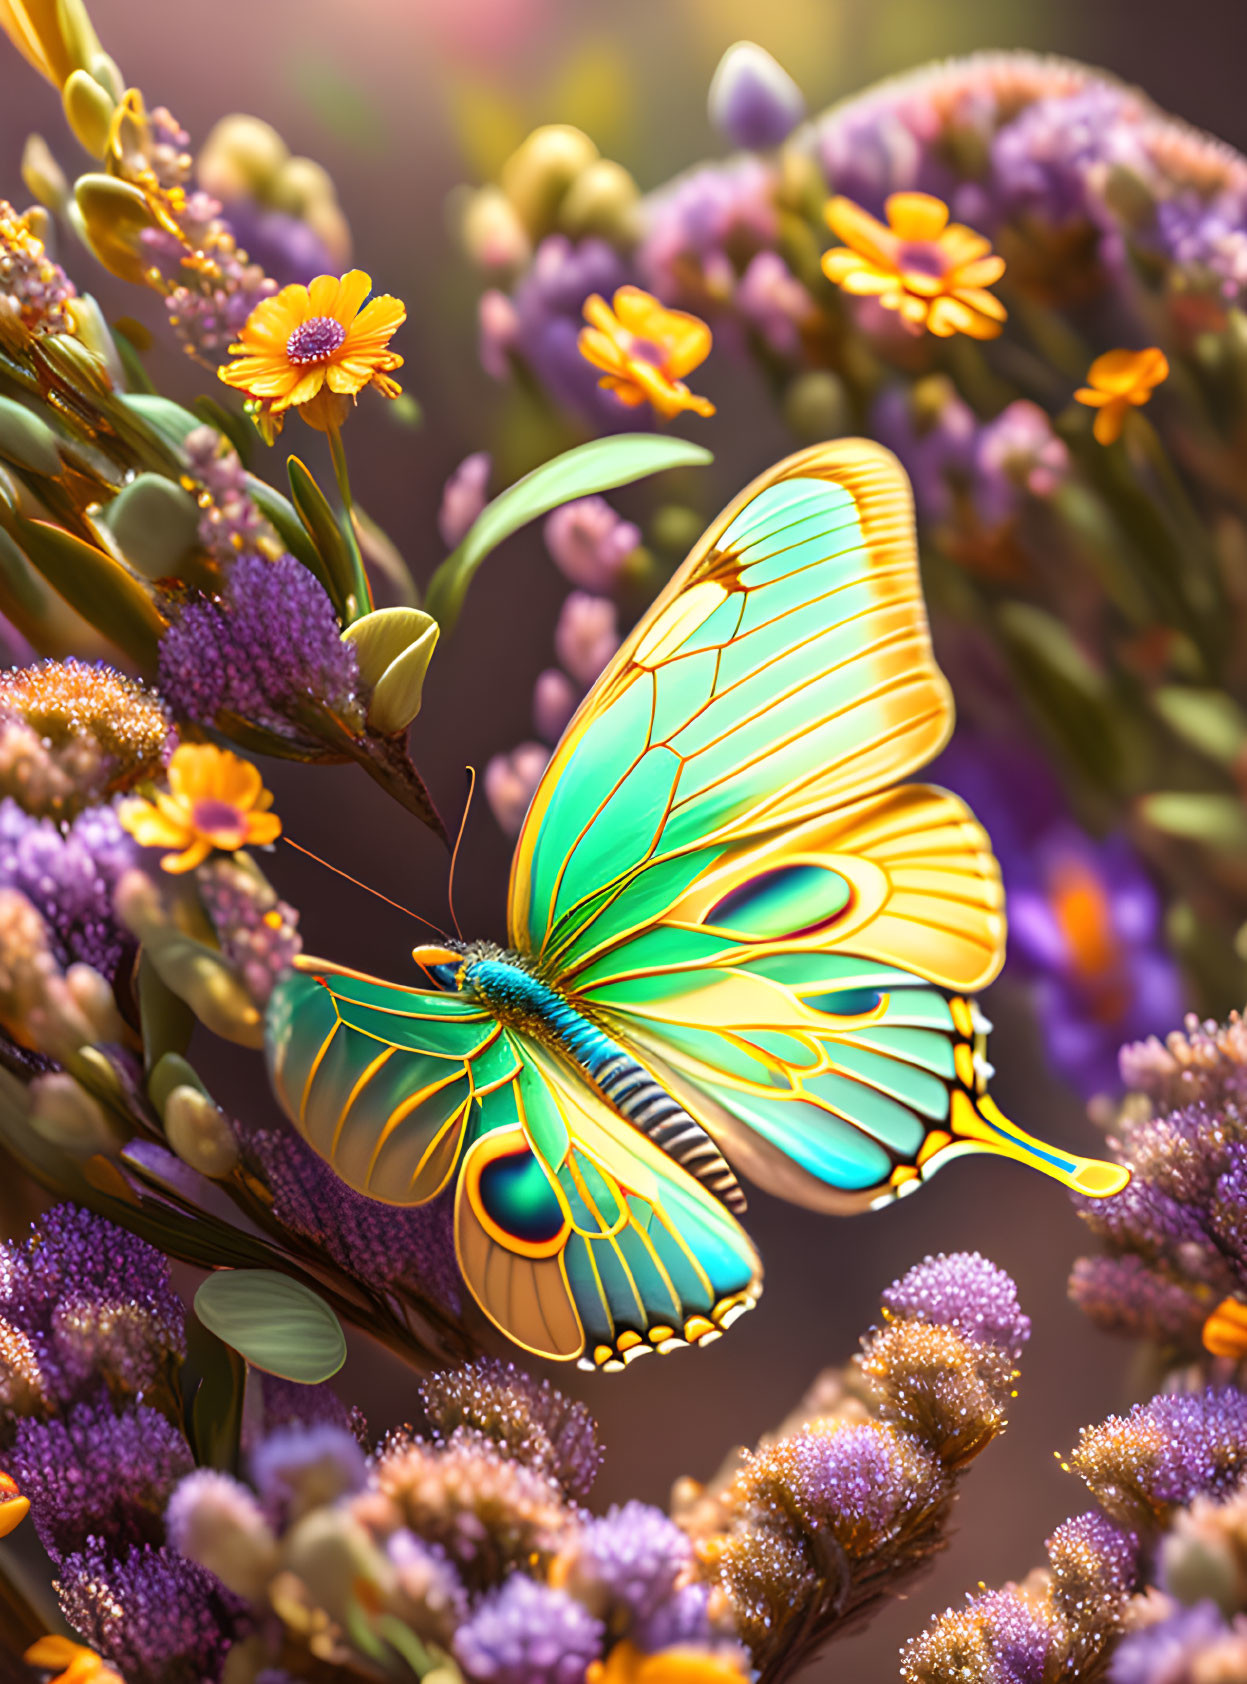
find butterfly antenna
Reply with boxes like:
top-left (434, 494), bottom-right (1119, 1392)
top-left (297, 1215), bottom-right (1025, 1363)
top-left (447, 765), bottom-right (476, 942)
top-left (282, 835), bottom-right (449, 939)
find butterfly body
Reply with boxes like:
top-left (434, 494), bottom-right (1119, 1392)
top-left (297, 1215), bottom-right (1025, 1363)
top-left (266, 439), bottom-right (1130, 1369)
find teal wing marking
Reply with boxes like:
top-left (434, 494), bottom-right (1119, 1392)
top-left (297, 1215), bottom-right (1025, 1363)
top-left (266, 962), bottom-right (512, 1204)
top-left (455, 1036), bottom-right (761, 1369)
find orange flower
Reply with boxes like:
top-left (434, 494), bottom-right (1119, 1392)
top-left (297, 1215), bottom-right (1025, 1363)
top-left (1203, 1295), bottom-right (1247, 1359)
top-left (119, 744), bottom-right (281, 873)
top-left (821, 191), bottom-right (1007, 339)
top-left (24, 1637), bottom-right (124, 1684)
top-left (0, 1469), bottom-right (28, 1536)
top-left (578, 286), bottom-right (715, 419)
top-left (218, 269), bottom-right (404, 439)
top-left (588, 1642), bottom-right (748, 1684)
top-left (1074, 346), bottom-right (1169, 445)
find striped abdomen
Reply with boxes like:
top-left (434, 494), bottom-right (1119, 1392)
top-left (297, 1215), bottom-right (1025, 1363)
top-left (462, 956), bottom-right (746, 1215)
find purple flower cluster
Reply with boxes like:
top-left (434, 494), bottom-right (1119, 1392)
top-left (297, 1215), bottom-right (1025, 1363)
top-left (183, 426), bottom-right (275, 564)
top-left (420, 1356), bottom-right (603, 1500)
top-left (883, 1250), bottom-right (1032, 1363)
top-left (903, 1384), bottom-right (1247, 1683)
top-left (9, 1399), bottom-right (193, 1559)
top-left (0, 1203), bottom-right (185, 1409)
top-left (454, 1575), bottom-right (604, 1684)
top-left (157, 552), bottom-right (362, 741)
top-left (235, 1117), bottom-right (460, 1310)
top-left (0, 198), bottom-right (77, 332)
top-left (57, 1541), bottom-right (244, 1684)
top-left (0, 797), bottom-right (137, 979)
top-left (1070, 1012), bottom-right (1247, 1360)
top-left (197, 855), bottom-right (301, 1005)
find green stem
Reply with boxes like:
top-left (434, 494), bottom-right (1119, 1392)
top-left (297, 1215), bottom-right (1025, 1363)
top-left (326, 422), bottom-right (373, 621)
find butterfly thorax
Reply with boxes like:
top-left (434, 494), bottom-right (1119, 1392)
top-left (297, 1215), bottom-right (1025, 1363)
top-left (430, 941), bottom-right (747, 1215)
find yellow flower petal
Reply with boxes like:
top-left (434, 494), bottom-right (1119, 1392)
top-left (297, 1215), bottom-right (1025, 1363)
top-left (161, 837), bottom-right (213, 873)
top-left (885, 191), bottom-right (950, 241)
top-left (245, 811), bottom-right (283, 847)
top-left (1093, 401), bottom-right (1127, 445)
top-left (348, 294), bottom-right (407, 342)
top-left (307, 272), bottom-right (340, 315)
top-left (332, 268), bottom-right (373, 326)
top-left (825, 196), bottom-right (895, 268)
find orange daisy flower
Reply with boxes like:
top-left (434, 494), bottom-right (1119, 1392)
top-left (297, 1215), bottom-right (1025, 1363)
top-left (1203, 1294), bottom-right (1247, 1360)
top-left (0, 1470), bottom-right (27, 1537)
top-left (218, 269), bottom-right (404, 439)
top-left (1074, 346), bottom-right (1169, 445)
top-left (821, 191), bottom-right (1007, 339)
top-left (119, 744), bottom-right (281, 873)
top-left (24, 1637), bottom-right (124, 1684)
top-left (578, 286), bottom-right (715, 419)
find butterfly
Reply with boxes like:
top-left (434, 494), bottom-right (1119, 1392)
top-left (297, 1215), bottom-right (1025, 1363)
top-left (265, 440), bottom-right (1129, 1372)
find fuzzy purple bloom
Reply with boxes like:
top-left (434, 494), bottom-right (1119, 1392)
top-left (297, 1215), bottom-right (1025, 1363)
top-left (634, 1580), bottom-right (719, 1653)
top-left (57, 1542), bottom-right (244, 1684)
top-left (421, 1357), bottom-right (603, 1501)
top-left (251, 1371), bottom-right (367, 1447)
top-left (778, 1421), bottom-right (930, 1538)
top-left (871, 383), bottom-right (977, 526)
top-left (972, 400), bottom-right (1069, 527)
top-left (1095, 1389), bottom-right (1247, 1512)
top-left (708, 43), bottom-right (806, 151)
top-left (183, 426), bottom-right (272, 564)
top-left (1047, 1509), bottom-right (1140, 1600)
top-left (508, 236), bottom-right (634, 425)
top-left (215, 200), bottom-right (335, 287)
top-left (640, 157), bottom-right (777, 301)
top-left (1109, 1600), bottom-right (1241, 1684)
top-left (0, 798), bottom-right (137, 978)
top-left (563, 1500), bottom-right (695, 1626)
top-left (988, 83), bottom-right (1149, 233)
top-left (1068, 1255), bottom-right (1209, 1348)
top-left (8, 1400), bottom-right (192, 1560)
top-left (236, 1119), bottom-right (459, 1311)
top-left (249, 1422), bottom-right (367, 1520)
top-left (453, 1574), bottom-right (604, 1684)
top-left (157, 553), bottom-right (361, 739)
top-left (0, 1204), bottom-right (185, 1407)
top-left (971, 1587), bottom-right (1053, 1684)
top-left (883, 1251), bottom-right (1032, 1362)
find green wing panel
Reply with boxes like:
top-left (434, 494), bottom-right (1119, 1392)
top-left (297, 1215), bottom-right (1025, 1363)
top-left (266, 965), bottom-right (506, 1205)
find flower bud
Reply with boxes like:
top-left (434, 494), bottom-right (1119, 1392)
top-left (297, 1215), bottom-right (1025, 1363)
top-left (500, 125), bottom-right (599, 237)
top-left (62, 67), bottom-right (115, 158)
top-left (197, 114), bottom-right (289, 200)
top-left (559, 159), bottom-right (640, 242)
top-left (782, 370), bottom-right (850, 441)
top-left (708, 42), bottom-right (806, 150)
top-left (163, 1084), bottom-right (239, 1178)
top-left (460, 186), bottom-right (531, 273)
top-left (21, 135), bottom-right (68, 213)
top-left (27, 1071), bottom-right (117, 1154)
top-left (166, 1470), bottom-right (278, 1601)
top-left (281, 1508), bottom-right (395, 1625)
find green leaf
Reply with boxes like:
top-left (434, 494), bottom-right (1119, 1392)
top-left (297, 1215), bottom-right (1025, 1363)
top-left (117, 393), bottom-right (206, 454)
top-left (288, 455), bottom-right (361, 622)
top-left (1140, 791), bottom-right (1247, 851)
top-left (188, 1315), bottom-right (245, 1473)
top-left (136, 952), bottom-right (195, 1073)
top-left (192, 395), bottom-right (254, 465)
top-left (1154, 687), bottom-right (1247, 766)
top-left (194, 1269), bottom-right (347, 1383)
top-left (243, 475), bottom-right (332, 585)
top-left (425, 433), bottom-right (712, 631)
top-left (11, 515), bottom-right (165, 670)
top-left (99, 473), bottom-right (201, 578)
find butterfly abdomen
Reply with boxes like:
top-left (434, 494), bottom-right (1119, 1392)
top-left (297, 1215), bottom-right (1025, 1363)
top-left (460, 953), bottom-right (747, 1214)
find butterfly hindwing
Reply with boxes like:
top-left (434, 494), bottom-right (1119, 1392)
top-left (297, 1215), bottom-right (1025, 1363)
top-left (266, 963), bottom-right (761, 1367)
top-left (456, 1038), bottom-right (761, 1369)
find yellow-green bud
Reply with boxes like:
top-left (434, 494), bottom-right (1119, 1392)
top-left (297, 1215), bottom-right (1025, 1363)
top-left (197, 114), bottom-right (288, 200)
top-left (163, 1084), bottom-right (239, 1179)
top-left (559, 159), bottom-right (640, 242)
top-left (28, 1071), bottom-right (116, 1154)
top-left (500, 124), bottom-right (599, 238)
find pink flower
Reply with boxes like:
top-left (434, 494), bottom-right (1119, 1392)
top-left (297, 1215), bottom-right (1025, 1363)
top-left (544, 498), bottom-right (639, 593)
top-left (484, 743), bottom-right (549, 837)
top-left (555, 593), bottom-right (619, 687)
top-left (533, 668), bottom-right (578, 743)
top-left (438, 452), bottom-right (492, 548)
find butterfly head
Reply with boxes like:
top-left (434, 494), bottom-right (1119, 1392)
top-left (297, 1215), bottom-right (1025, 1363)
top-left (412, 942), bottom-right (469, 990)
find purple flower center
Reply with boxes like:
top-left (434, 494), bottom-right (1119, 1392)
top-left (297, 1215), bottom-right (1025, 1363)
top-left (286, 315), bottom-right (347, 365)
top-left (896, 241), bottom-right (949, 279)
top-left (628, 336), bottom-right (667, 368)
top-left (192, 797), bottom-right (244, 836)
